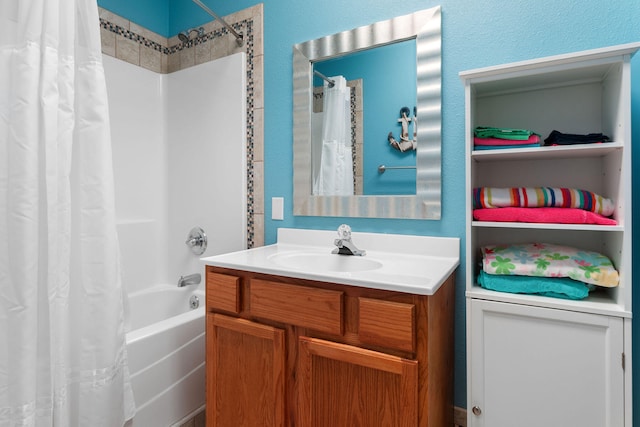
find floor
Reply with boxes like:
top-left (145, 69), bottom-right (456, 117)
top-left (177, 410), bottom-right (205, 427)
top-left (177, 407), bottom-right (466, 426)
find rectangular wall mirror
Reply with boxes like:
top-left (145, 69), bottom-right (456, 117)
top-left (293, 6), bottom-right (442, 219)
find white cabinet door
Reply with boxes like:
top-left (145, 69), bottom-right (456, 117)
top-left (468, 299), bottom-right (625, 427)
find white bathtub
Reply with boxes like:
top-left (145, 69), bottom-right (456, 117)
top-left (124, 285), bottom-right (206, 427)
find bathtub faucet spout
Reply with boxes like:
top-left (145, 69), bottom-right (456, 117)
top-left (178, 273), bottom-right (201, 287)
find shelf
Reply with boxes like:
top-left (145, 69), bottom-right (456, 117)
top-left (464, 43), bottom-right (633, 318)
top-left (471, 142), bottom-right (623, 162)
top-left (471, 221), bottom-right (623, 232)
top-left (463, 44), bottom-right (636, 424)
top-left (466, 285), bottom-right (630, 318)
top-left (459, 42), bottom-right (640, 91)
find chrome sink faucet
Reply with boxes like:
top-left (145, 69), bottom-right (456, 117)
top-left (332, 224), bottom-right (366, 256)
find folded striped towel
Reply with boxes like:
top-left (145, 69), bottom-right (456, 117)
top-left (473, 187), bottom-right (615, 217)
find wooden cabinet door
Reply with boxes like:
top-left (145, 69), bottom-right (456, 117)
top-left (468, 299), bottom-right (625, 427)
top-left (298, 336), bottom-right (418, 427)
top-left (206, 313), bottom-right (285, 427)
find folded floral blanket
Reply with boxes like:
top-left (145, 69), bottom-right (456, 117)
top-left (481, 243), bottom-right (619, 288)
top-left (473, 187), bottom-right (615, 217)
top-left (472, 207), bottom-right (617, 225)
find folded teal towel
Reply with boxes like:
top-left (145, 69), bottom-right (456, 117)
top-left (477, 271), bottom-right (591, 300)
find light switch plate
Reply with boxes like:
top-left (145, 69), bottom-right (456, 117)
top-left (272, 197), bottom-right (284, 220)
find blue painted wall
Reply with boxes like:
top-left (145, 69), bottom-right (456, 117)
top-left (98, 0), bottom-right (640, 417)
top-left (98, 0), bottom-right (169, 36)
top-left (314, 41), bottom-right (417, 195)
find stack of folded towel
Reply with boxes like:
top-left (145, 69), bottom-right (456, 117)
top-left (544, 130), bottom-right (610, 146)
top-left (478, 242), bottom-right (619, 300)
top-left (474, 126), bottom-right (541, 150)
top-left (472, 186), bottom-right (617, 225)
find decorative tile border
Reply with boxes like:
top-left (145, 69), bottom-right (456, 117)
top-left (243, 19), bottom-right (257, 249)
top-left (99, 5), bottom-right (264, 249)
top-left (99, 19), bottom-right (166, 54)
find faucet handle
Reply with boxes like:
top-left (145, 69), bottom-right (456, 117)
top-left (185, 226), bottom-right (207, 255)
top-left (337, 224), bottom-right (352, 240)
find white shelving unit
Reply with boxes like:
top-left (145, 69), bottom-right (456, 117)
top-left (461, 43), bottom-right (640, 427)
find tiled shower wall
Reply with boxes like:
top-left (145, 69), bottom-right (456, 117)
top-left (99, 4), bottom-right (265, 248)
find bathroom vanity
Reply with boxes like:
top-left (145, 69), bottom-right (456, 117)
top-left (201, 228), bottom-right (459, 427)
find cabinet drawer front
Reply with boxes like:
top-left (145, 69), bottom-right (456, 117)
top-left (358, 298), bottom-right (415, 352)
top-left (250, 279), bottom-right (343, 335)
top-left (206, 271), bottom-right (240, 314)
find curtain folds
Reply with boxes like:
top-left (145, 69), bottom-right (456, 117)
top-left (313, 76), bottom-right (354, 196)
top-left (0, 1), bottom-right (135, 425)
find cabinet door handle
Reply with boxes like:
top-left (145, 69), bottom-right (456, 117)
top-left (472, 406), bottom-right (482, 416)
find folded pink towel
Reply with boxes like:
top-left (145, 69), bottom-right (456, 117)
top-left (473, 207), bottom-right (617, 225)
top-left (474, 134), bottom-right (541, 146)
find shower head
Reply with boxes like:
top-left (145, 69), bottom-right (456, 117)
top-left (178, 26), bottom-right (205, 43)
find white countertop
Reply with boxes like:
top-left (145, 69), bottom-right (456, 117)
top-left (201, 228), bottom-right (460, 295)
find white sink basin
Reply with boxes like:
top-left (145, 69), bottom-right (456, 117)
top-left (201, 228), bottom-right (460, 295)
top-left (268, 252), bottom-right (383, 273)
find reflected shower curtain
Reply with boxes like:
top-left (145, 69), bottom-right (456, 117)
top-left (313, 76), bottom-right (353, 196)
top-left (0, 0), bottom-right (135, 425)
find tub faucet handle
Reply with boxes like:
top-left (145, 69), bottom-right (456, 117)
top-left (185, 226), bottom-right (207, 255)
top-left (185, 236), bottom-right (203, 246)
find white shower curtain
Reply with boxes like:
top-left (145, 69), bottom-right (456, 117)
top-left (313, 76), bottom-right (353, 196)
top-left (0, 1), bottom-right (135, 426)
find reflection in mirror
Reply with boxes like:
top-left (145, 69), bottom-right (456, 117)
top-left (293, 6), bottom-right (441, 219)
top-left (311, 74), bottom-right (354, 196)
top-left (312, 40), bottom-right (417, 196)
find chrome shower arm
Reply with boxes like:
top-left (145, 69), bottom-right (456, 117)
top-left (191, 0), bottom-right (244, 47)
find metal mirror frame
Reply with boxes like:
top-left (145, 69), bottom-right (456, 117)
top-left (292, 6), bottom-right (442, 219)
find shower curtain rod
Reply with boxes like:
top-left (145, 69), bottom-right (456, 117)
top-left (191, 0), bottom-right (244, 46)
top-left (314, 70), bottom-right (335, 88)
